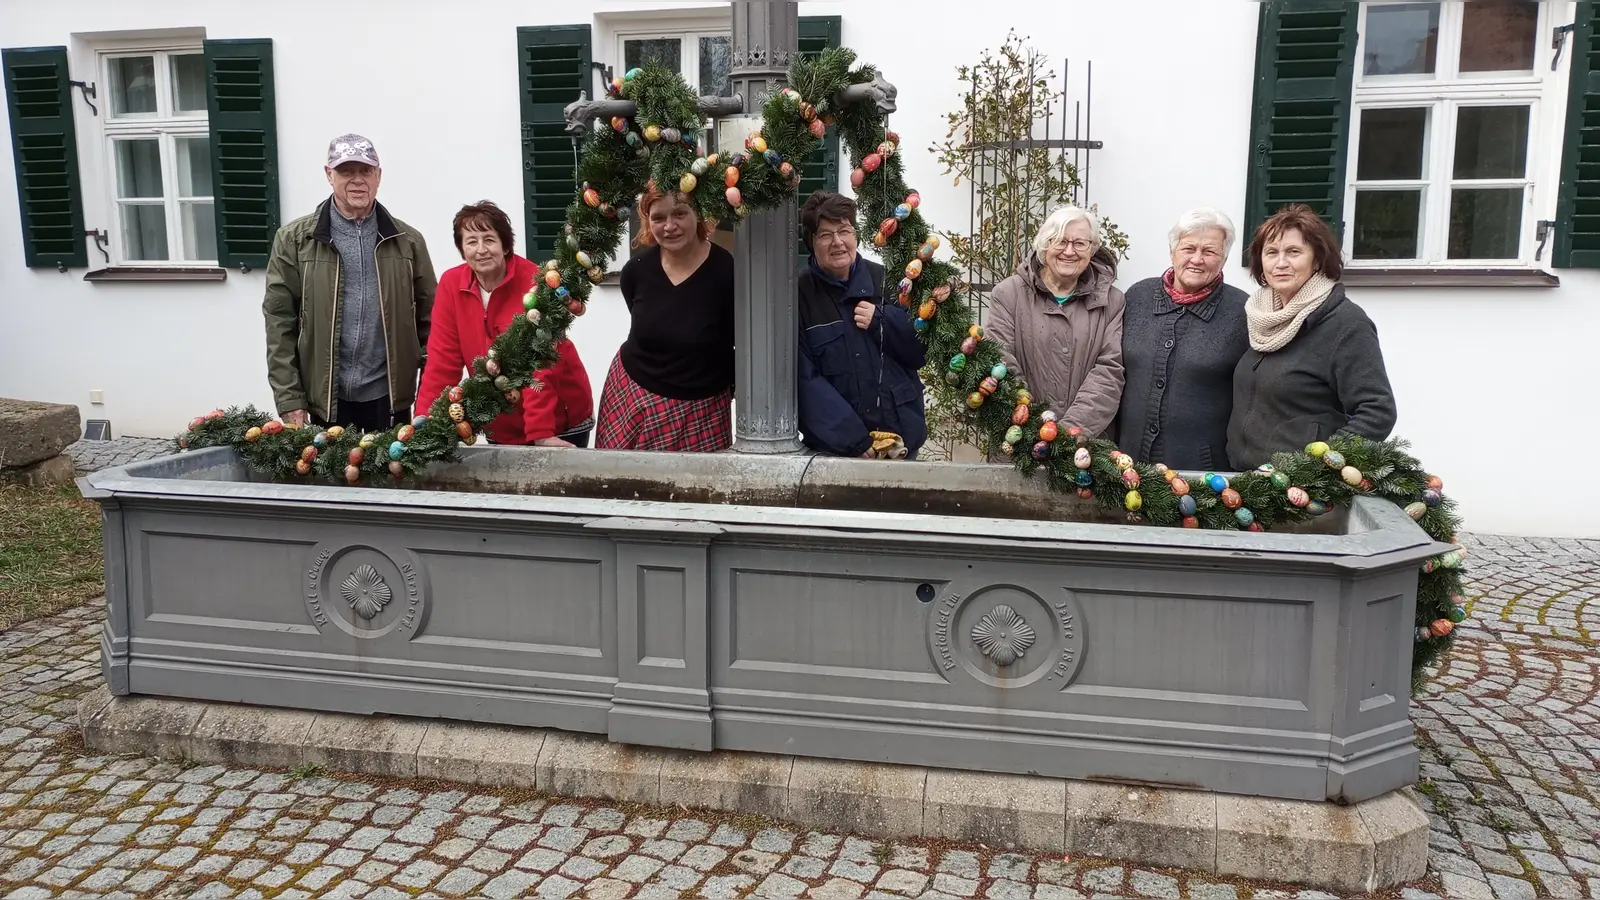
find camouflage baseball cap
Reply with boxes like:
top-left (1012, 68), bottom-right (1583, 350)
top-left (327, 133), bottom-right (380, 168)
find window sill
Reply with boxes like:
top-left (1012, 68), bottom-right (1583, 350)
top-left (84, 267), bottom-right (229, 283)
top-left (1342, 267), bottom-right (1559, 288)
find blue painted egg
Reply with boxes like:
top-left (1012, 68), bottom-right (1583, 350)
top-left (1449, 605), bottom-right (1467, 623)
top-left (1075, 470), bottom-right (1093, 487)
top-left (1307, 500), bottom-right (1328, 516)
top-left (894, 203), bottom-right (911, 220)
top-left (913, 318), bottom-right (928, 332)
top-left (764, 149), bottom-right (781, 165)
top-left (313, 431), bottom-right (328, 447)
top-left (1206, 473), bottom-right (1228, 493)
top-left (1178, 495), bottom-right (1196, 516)
top-left (990, 363), bottom-right (1007, 380)
top-left (556, 286), bottom-right (570, 299)
top-left (1235, 507), bottom-right (1255, 526)
top-left (1323, 449), bottom-right (1345, 469)
top-left (1423, 488), bottom-right (1442, 507)
top-left (388, 441), bottom-right (405, 460)
top-left (412, 416), bottom-right (427, 429)
top-left (1031, 441), bottom-right (1051, 461)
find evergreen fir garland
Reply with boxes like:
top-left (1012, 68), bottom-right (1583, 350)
top-left (173, 50), bottom-right (1467, 675)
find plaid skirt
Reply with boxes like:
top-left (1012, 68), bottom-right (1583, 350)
top-left (594, 353), bottom-right (733, 452)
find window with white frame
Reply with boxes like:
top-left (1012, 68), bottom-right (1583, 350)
top-left (609, 23), bottom-right (736, 256)
top-left (1345, 0), bottom-right (1559, 267)
top-left (100, 47), bottom-right (216, 265)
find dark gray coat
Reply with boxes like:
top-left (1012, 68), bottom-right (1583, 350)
top-left (1115, 277), bottom-right (1249, 470)
top-left (1226, 284), bottom-right (1397, 470)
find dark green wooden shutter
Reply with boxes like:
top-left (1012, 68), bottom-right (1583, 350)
top-left (1241, 0), bottom-right (1357, 262)
top-left (797, 15), bottom-right (842, 259)
top-left (2, 46), bottom-right (86, 269)
top-left (204, 39), bottom-right (279, 271)
top-left (1555, 1), bottom-right (1600, 267)
top-left (518, 25), bottom-right (591, 264)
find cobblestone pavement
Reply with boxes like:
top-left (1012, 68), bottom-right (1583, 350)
top-left (64, 437), bottom-right (174, 476)
top-left (3, 443), bottom-right (1592, 898)
top-left (0, 607), bottom-right (1393, 900)
top-left (1408, 534), bottom-right (1600, 900)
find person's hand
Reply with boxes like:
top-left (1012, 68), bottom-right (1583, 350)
top-left (862, 450), bottom-right (874, 459)
top-left (853, 301), bottom-right (875, 330)
top-left (534, 436), bottom-right (576, 448)
top-left (283, 410), bottom-right (309, 427)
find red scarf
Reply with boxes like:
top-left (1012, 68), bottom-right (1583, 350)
top-left (1162, 268), bottom-right (1221, 305)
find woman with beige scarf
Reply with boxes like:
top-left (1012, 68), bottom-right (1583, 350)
top-left (1226, 204), bottom-right (1396, 470)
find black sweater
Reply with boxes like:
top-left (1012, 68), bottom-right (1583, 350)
top-left (1227, 284), bottom-right (1398, 469)
top-left (619, 244), bottom-right (736, 400)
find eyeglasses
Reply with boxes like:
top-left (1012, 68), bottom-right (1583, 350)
top-left (1052, 238), bottom-right (1093, 254)
top-left (815, 229), bottom-right (857, 244)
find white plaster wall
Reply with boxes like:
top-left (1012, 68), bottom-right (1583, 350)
top-left (0, 0), bottom-right (1588, 537)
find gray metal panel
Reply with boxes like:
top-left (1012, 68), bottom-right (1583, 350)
top-left (85, 445), bottom-right (1436, 802)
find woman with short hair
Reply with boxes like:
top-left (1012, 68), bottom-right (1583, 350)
top-left (595, 186), bottom-right (736, 452)
top-left (795, 190), bottom-right (926, 459)
top-left (415, 200), bottom-right (593, 447)
top-left (1227, 203), bottom-right (1397, 469)
top-left (987, 204), bottom-right (1125, 438)
top-left (1115, 207), bottom-right (1249, 470)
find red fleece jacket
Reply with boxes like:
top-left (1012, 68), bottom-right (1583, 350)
top-left (415, 254), bottom-right (593, 442)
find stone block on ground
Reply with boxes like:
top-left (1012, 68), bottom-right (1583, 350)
top-left (0, 398), bottom-right (80, 467)
top-left (786, 758), bottom-right (926, 839)
top-left (1215, 793), bottom-right (1377, 894)
top-left (187, 703), bottom-right (316, 770)
top-left (659, 750), bottom-right (792, 820)
top-left (300, 713), bottom-right (428, 778)
top-left (924, 769), bottom-right (1067, 852)
top-left (0, 454), bottom-right (75, 486)
top-left (1357, 790), bottom-right (1431, 887)
top-left (80, 692), bottom-right (208, 760)
top-left (537, 731), bottom-right (666, 805)
top-left (1065, 781), bottom-right (1217, 872)
top-left (418, 722), bottom-right (544, 787)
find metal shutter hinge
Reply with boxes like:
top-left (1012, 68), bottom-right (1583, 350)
top-left (69, 80), bottom-right (96, 115)
top-left (1554, 23), bottom-right (1576, 72)
top-left (1536, 219), bottom-right (1556, 261)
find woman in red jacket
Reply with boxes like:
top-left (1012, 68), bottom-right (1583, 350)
top-left (415, 201), bottom-right (594, 446)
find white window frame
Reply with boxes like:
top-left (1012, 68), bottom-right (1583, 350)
top-left (97, 42), bottom-right (215, 267)
top-left (594, 10), bottom-right (735, 263)
top-left (1344, 1), bottom-right (1569, 269)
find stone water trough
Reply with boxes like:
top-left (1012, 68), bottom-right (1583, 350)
top-left (77, 446), bottom-right (1441, 891)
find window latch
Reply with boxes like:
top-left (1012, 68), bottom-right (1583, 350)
top-left (1553, 23), bottom-right (1576, 72)
top-left (1536, 219), bottom-right (1556, 261)
top-left (69, 79), bottom-right (97, 116)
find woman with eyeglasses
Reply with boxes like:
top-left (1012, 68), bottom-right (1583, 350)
top-left (1114, 207), bottom-right (1250, 470)
top-left (795, 190), bottom-right (926, 459)
top-left (987, 205), bottom-right (1126, 440)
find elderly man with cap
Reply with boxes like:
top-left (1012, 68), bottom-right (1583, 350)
top-left (263, 134), bottom-right (436, 432)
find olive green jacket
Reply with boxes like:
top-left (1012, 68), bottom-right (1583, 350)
top-left (262, 198), bottom-right (436, 422)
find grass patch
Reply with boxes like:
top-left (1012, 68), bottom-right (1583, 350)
top-left (0, 480), bottom-right (103, 627)
top-left (1415, 779), bottom-right (1454, 814)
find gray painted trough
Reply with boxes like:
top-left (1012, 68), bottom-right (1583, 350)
top-left (80, 445), bottom-right (1444, 806)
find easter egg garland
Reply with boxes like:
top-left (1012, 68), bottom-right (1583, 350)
top-left (171, 49), bottom-right (1467, 676)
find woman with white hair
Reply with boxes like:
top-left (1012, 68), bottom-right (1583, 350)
top-left (987, 205), bottom-right (1125, 439)
top-left (1114, 207), bottom-right (1250, 470)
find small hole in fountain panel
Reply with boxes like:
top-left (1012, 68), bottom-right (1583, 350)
top-left (915, 583), bottom-right (935, 603)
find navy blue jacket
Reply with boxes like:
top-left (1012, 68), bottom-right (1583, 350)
top-left (797, 255), bottom-right (927, 457)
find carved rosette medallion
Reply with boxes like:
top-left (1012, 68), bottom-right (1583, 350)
top-left (340, 565), bottom-right (392, 620)
top-left (926, 581), bottom-right (1086, 690)
top-left (970, 604), bottom-right (1035, 666)
top-left (305, 543), bottom-right (428, 640)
